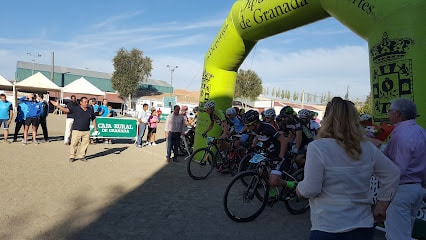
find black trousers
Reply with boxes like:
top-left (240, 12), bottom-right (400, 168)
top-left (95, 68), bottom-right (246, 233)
top-left (39, 116), bottom-right (49, 140)
top-left (13, 120), bottom-right (24, 140)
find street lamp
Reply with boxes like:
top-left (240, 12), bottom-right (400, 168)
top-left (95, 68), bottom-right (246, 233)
top-left (27, 52), bottom-right (42, 75)
top-left (61, 71), bottom-right (70, 87)
top-left (166, 65), bottom-right (178, 94)
top-left (60, 72), bottom-right (70, 105)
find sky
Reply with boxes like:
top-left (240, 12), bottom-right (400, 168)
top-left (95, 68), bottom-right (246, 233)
top-left (0, 0), bottom-right (371, 101)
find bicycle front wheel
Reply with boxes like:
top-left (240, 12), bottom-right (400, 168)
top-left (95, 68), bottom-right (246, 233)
top-left (187, 148), bottom-right (215, 180)
top-left (177, 136), bottom-right (192, 156)
top-left (237, 153), bottom-right (257, 173)
top-left (284, 168), bottom-right (310, 214)
top-left (223, 171), bottom-right (268, 222)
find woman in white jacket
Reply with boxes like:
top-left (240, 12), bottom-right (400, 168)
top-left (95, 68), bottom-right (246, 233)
top-left (296, 97), bottom-right (400, 240)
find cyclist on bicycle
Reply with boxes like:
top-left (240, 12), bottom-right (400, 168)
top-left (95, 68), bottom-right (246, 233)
top-left (201, 100), bottom-right (229, 144)
top-left (225, 107), bottom-right (248, 148)
top-left (262, 108), bottom-right (279, 130)
top-left (243, 109), bottom-right (288, 162)
top-left (309, 110), bottom-right (321, 139)
top-left (280, 106), bottom-right (314, 167)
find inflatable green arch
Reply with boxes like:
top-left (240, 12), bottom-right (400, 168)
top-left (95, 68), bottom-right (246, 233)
top-left (196, 0), bottom-right (426, 145)
top-left (196, 0), bottom-right (425, 237)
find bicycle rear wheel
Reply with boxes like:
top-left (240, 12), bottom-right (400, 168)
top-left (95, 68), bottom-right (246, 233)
top-left (284, 168), bottom-right (310, 214)
top-left (223, 171), bottom-right (268, 222)
top-left (187, 148), bottom-right (215, 180)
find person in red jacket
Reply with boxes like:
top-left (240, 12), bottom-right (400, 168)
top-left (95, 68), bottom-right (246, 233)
top-left (156, 108), bottom-right (162, 123)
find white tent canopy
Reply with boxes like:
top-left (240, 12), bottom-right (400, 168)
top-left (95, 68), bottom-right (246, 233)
top-left (0, 74), bottom-right (13, 90)
top-left (15, 72), bottom-right (61, 92)
top-left (62, 77), bottom-right (105, 96)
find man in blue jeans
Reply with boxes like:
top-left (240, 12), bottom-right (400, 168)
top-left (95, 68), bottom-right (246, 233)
top-left (164, 105), bottom-right (186, 162)
top-left (136, 103), bottom-right (149, 148)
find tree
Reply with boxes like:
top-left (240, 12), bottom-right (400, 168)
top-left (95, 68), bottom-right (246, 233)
top-left (307, 93), bottom-right (313, 103)
top-left (285, 90), bottom-right (291, 100)
top-left (326, 91), bottom-right (333, 103)
top-left (111, 48), bottom-right (153, 109)
top-left (359, 93), bottom-right (372, 114)
top-left (271, 88), bottom-right (275, 97)
top-left (280, 89), bottom-right (285, 99)
top-left (321, 93), bottom-right (326, 104)
top-left (344, 85), bottom-right (350, 100)
top-left (235, 69), bottom-right (263, 104)
top-left (292, 91), bottom-right (298, 101)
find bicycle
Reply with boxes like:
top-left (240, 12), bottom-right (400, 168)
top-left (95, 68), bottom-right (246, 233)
top-left (177, 127), bottom-right (194, 156)
top-left (187, 135), bottom-right (246, 180)
top-left (223, 153), bottom-right (309, 222)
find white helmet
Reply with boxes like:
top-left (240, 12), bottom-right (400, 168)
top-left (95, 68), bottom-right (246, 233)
top-left (263, 108), bottom-right (276, 118)
top-left (298, 109), bottom-right (311, 119)
top-left (203, 101), bottom-right (215, 109)
top-left (360, 113), bottom-right (372, 122)
top-left (226, 107), bottom-right (236, 116)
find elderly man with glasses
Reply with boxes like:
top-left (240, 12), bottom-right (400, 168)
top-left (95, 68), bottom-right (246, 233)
top-left (383, 98), bottom-right (426, 240)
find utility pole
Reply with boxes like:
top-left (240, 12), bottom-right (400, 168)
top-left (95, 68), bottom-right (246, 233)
top-left (166, 65), bottom-right (178, 95)
top-left (51, 51), bottom-right (54, 82)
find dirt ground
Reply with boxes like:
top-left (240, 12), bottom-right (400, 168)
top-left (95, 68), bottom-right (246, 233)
top-left (0, 114), bottom-right (387, 240)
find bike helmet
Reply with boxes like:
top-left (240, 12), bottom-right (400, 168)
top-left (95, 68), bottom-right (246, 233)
top-left (226, 107), bottom-right (236, 116)
top-left (360, 113), bottom-right (372, 122)
top-left (243, 110), bottom-right (260, 125)
top-left (280, 106), bottom-right (294, 116)
top-left (263, 108), bottom-right (276, 118)
top-left (298, 109), bottom-right (311, 119)
top-left (203, 101), bottom-right (215, 109)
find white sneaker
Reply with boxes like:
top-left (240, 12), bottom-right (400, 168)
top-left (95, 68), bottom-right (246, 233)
top-left (151, 142), bottom-right (157, 146)
top-left (143, 142), bottom-right (149, 146)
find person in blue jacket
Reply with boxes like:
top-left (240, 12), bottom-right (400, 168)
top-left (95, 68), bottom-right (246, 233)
top-left (22, 93), bottom-right (42, 144)
top-left (36, 94), bottom-right (49, 142)
top-left (13, 96), bottom-right (29, 142)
